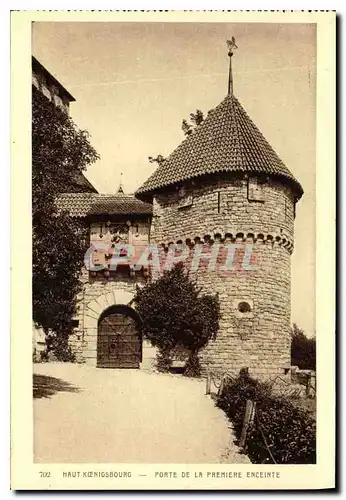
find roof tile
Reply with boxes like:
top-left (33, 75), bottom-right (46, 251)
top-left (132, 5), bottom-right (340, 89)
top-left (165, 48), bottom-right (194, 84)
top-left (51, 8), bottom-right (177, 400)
top-left (56, 193), bottom-right (152, 217)
top-left (135, 94), bottom-right (303, 200)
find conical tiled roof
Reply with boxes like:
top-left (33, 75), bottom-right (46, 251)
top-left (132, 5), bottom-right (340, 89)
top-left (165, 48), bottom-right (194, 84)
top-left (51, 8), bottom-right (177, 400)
top-left (136, 94), bottom-right (303, 200)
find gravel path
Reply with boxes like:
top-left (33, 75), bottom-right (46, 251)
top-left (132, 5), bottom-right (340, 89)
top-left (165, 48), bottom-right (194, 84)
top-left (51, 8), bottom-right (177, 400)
top-left (33, 362), bottom-right (249, 464)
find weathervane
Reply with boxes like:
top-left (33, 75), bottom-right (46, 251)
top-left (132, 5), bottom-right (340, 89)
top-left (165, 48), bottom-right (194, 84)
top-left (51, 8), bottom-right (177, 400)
top-left (226, 37), bottom-right (238, 96)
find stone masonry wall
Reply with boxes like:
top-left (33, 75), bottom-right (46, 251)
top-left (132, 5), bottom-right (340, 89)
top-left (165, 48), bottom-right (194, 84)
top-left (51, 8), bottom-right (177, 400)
top-left (68, 269), bottom-right (149, 366)
top-left (68, 217), bottom-right (154, 367)
top-left (150, 176), bottom-right (295, 379)
top-left (196, 241), bottom-right (291, 378)
top-left (152, 177), bottom-right (295, 247)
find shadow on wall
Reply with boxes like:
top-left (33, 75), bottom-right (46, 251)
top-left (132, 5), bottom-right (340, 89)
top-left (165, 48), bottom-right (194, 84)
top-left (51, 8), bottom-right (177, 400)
top-left (33, 374), bottom-right (81, 399)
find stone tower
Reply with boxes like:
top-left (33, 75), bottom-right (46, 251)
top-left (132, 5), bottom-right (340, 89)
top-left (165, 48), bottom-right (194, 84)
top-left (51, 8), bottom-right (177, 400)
top-left (136, 52), bottom-right (303, 379)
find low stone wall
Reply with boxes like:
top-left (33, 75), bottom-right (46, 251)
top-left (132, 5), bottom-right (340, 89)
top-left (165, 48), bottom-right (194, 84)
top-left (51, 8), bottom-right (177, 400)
top-left (32, 325), bottom-right (46, 354)
top-left (141, 339), bottom-right (158, 371)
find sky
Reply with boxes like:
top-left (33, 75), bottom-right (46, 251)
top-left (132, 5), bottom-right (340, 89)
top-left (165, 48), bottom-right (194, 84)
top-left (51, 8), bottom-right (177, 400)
top-left (32, 22), bottom-right (316, 337)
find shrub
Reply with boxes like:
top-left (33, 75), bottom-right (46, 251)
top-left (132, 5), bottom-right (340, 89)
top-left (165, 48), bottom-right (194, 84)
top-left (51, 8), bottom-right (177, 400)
top-left (52, 343), bottom-right (76, 363)
top-left (134, 264), bottom-right (220, 375)
top-left (44, 332), bottom-right (76, 362)
top-left (32, 348), bottom-right (41, 363)
top-left (217, 372), bottom-right (316, 464)
top-left (156, 348), bottom-right (172, 372)
top-left (39, 350), bottom-right (49, 362)
top-left (291, 323), bottom-right (316, 370)
top-left (184, 351), bottom-right (202, 378)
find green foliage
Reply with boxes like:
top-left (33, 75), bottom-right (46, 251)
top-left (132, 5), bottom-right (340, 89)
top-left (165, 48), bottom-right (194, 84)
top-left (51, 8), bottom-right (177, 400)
top-left (32, 86), bottom-right (99, 349)
top-left (291, 323), bottom-right (316, 370)
top-left (217, 372), bottom-right (316, 464)
top-left (134, 264), bottom-right (220, 373)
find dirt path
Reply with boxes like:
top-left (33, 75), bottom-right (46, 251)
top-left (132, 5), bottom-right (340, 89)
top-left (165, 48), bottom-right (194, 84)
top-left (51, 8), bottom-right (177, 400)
top-left (33, 362), bottom-right (250, 464)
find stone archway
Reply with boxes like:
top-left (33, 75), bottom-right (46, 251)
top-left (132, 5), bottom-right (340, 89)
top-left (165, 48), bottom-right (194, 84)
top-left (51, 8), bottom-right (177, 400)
top-left (82, 289), bottom-right (135, 366)
top-left (97, 305), bottom-right (142, 369)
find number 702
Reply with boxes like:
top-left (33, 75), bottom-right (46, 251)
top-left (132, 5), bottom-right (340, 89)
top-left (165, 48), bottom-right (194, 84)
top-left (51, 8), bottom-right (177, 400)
top-left (39, 471), bottom-right (51, 478)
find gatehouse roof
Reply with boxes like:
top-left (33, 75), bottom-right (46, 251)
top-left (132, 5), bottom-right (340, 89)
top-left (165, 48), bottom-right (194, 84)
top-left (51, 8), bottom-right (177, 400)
top-left (56, 193), bottom-right (152, 217)
top-left (135, 94), bottom-right (303, 201)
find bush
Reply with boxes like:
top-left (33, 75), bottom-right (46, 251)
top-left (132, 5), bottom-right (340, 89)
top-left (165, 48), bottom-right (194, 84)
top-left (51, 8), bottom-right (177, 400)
top-left (134, 264), bottom-right (220, 375)
top-left (32, 348), bottom-right (41, 363)
top-left (291, 324), bottom-right (316, 370)
top-left (52, 343), bottom-right (76, 363)
top-left (39, 349), bottom-right (49, 362)
top-left (156, 348), bottom-right (172, 372)
top-left (184, 351), bottom-right (202, 377)
top-left (217, 372), bottom-right (316, 464)
top-left (44, 332), bottom-right (76, 363)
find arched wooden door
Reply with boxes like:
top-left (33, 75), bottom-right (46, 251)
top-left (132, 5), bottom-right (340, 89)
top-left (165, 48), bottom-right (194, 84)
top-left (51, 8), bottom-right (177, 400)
top-left (97, 306), bottom-right (142, 368)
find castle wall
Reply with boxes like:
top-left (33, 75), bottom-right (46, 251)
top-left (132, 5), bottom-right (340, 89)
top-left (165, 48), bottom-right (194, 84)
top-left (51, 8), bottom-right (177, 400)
top-left (151, 176), bottom-right (295, 379)
top-left (68, 216), bottom-right (157, 369)
top-left (68, 271), bottom-right (139, 364)
top-left (152, 177), bottom-right (295, 245)
top-left (196, 242), bottom-right (291, 378)
top-left (69, 270), bottom-right (157, 369)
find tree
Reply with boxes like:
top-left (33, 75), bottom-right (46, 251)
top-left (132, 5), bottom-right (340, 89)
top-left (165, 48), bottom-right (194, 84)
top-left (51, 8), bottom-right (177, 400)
top-left (181, 119), bottom-right (192, 136)
top-left (181, 109), bottom-right (205, 136)
top-left (149, 109), bottom-right (205, 161)
top-left (291, 323), bottom-right (316, 370)
top-left (134, 264), bottom-right (220, 376)
top-left (32, 86), bottom-right (99, 354)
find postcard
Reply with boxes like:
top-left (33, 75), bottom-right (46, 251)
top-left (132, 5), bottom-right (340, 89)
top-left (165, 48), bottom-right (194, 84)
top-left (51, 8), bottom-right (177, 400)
top-left (11, 10), bottom-right (335, 490)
